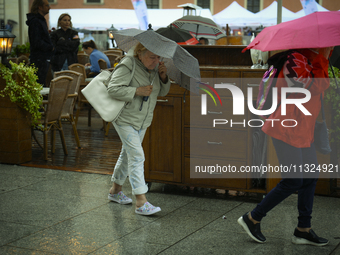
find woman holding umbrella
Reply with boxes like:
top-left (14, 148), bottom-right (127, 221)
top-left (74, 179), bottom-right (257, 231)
top-left (238, 46), bottom-right (333, 246)
top-left (237, 11), bottom-right (340, 246)
top-left (106, 42), bottom-right (170, 215)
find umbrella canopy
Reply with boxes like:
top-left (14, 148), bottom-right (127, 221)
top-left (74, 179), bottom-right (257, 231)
top-left (112, 28), bottom-right (201, 92)
top-left (243, 11), bottom-right (340, 52)
top-left (171, 15), bottom-right (226, 40)
top-left (156, 25), bottom-right (199, 45)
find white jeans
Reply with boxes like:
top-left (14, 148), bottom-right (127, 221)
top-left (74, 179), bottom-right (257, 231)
top-left (111, 122), bottom-right (148, 195)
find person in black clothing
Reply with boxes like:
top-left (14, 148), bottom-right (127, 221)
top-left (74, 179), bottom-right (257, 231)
top-left (26, 0), bottom-right (54, 87)
top-left (50, 13), bottom-right (80, 71)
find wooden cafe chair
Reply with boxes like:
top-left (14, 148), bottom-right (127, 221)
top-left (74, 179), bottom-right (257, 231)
top-left (68, 63), bottom-right (93, 127)
top-left (77, 53), bottom-right (89, 66)
top-left (104, 49), bottom-right (123, 56)
top-left (32, 76), bottom-right (73, 160)
top-left (54, 70), bottom-right (82, 148)
top-left (105, 54), bottom-right (119, 68)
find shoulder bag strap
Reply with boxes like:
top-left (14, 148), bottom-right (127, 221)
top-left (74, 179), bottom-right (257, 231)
top-left (104, 55), bottom-right (136, 86)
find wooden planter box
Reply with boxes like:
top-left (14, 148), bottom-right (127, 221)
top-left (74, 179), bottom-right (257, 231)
top-left (0, 81), bottom-right (32, 164)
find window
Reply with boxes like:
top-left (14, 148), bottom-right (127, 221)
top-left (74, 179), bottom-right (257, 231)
top-left (247, 0), bottom-right (260, 13)
top-left (146, 0), bottom-right (159, 9)
top-left (197, 0), bottom-right (210, 9)
top-left (85, 0), bottom-right (102, 3)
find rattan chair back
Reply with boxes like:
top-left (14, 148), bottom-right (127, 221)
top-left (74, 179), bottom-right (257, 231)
top-left (77, 54), bottom-right (89, 65)
top-left (54, 70), bottom-right (82, 117)
top-left (44, 76), bottom-right (73, 124)
top-left (68, 63), bottom-right (87, 85)
top-left (105, 54), bottom-right (119, 68)
top-left (98, 58), bottom-right (108, 70)
top-left (104, 49), bottom-right (123, 56)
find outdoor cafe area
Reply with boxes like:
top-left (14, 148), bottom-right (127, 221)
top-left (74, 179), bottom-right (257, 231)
top-left (1, 43), bottom-right (339, 199)
top-left (1, 9), bottom-right (340, 198)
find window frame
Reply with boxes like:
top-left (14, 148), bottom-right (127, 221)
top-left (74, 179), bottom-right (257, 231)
top-left (246, 0), bottom-right (261, 13)
top-left (145, 0), bottom-right (160, 9)
top-left (84, 0), bottom-right (104, 5)
top-left (196, 0), bottom-right (210, 9)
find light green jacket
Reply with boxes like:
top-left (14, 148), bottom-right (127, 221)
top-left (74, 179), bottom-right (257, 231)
top-left (107, 56), bottom-right (171, 130)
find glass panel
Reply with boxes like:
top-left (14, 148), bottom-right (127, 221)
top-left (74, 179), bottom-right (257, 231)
top-left (197, 0), bottom-right (210, 9)
top-left (247, 0), bottom-right (260, 13)
top-left (146, 0), bottom-right (159, 9)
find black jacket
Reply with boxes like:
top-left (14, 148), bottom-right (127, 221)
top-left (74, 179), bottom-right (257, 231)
top-left (26, 13), bottom-right (53, 62)
top-left (50, 28), bottom-right (80, 71)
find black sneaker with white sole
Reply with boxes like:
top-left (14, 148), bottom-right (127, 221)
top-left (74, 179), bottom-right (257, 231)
top-left (237, 212), bottom-right (266, 243)
top-left (292, 228), bottom-right (329, 246)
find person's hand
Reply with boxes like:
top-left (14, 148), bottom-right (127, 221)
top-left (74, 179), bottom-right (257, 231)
top-left (136, 85), bottom-right (153, 97)
top-left (85, 63), bottom-right (91, 67)
top-left (319, 47), bottom-right (334, 59)
top-left (158, 62), bottom-right (168, 83)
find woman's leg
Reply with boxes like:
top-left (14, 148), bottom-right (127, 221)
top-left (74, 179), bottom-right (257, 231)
top-left (238, 138), bottom-right (305, 243)
top-left (110, 147), bottom-right (128, 194)
top-left (251, 138), bottom-right (305, 222)
top-left (297, 142), bottom-right (319, 229)
top-left (112, 123), bottom-right (148, 201)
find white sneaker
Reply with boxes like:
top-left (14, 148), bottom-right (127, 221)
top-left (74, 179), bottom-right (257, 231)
top-left (135, 202), bottom-right (161, 215)
top-left (108, 191), bottom-right (132, 205)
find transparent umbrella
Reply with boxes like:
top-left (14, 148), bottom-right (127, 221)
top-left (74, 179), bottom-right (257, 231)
top-left (112, 28), bottom-right (201, 92)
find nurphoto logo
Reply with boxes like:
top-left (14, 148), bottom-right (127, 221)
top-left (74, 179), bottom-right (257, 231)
top-left (199, 81), bottom-right (312, 128)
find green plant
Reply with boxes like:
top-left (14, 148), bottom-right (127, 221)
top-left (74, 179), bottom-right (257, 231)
top-left (0, 61), bottom-right (42, 127)
top-left (10, 42), bottom-right (30, 57)
top-left (326, 66), bottom-right (340, 155)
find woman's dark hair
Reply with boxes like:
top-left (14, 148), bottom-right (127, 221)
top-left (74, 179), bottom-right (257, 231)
top-left (30, 0), bottom-right (45, 14)
top-left (82, 40), bottom-right (97, 50)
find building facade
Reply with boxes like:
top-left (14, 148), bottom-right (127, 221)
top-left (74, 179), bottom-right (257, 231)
top-left (41, 0), bottom-right (340, 14)
top-left (3, 0), bottom-right (340, 48)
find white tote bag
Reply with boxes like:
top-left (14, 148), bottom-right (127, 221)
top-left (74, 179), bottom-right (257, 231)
top-left (81, 57), bottom-right (135, 122)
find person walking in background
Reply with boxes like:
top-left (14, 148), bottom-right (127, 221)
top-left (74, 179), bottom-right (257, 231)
top-left (82, 40), bottom-right (110, 77)
top-left (238, 47), bottom-right (333, 246)
top-left (107, 43), bottom-right (170, 215)
top-left (26, 0), bottom-right (54, 87)
top-left (50, 13), bottom-right (80, 72)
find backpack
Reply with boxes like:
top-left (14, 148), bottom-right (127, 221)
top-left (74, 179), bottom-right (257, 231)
top-left (256, 50), bottom-right (296, 118)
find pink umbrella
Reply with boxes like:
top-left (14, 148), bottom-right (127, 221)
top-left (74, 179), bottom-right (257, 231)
top-left (243, 11), bottom-right (340, 52)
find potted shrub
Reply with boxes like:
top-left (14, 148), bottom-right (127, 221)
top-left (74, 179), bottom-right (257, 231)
top-left (0, 61), bottom-right (42, 164)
